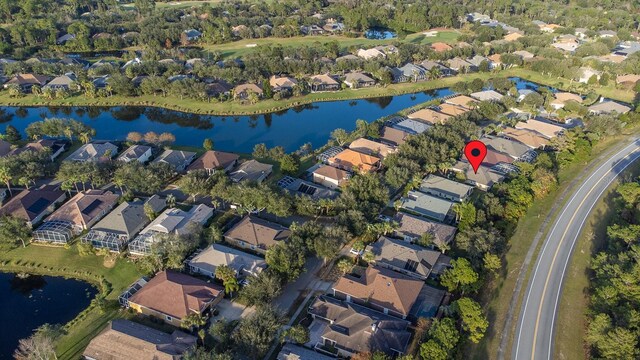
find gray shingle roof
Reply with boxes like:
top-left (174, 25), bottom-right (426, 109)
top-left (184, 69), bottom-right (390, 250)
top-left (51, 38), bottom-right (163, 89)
top-left (366, 236), bottom-right (448, 279)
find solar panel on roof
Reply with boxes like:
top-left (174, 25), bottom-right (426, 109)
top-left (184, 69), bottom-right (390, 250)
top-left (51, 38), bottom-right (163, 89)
top-left (81, 199), bottom-right (103, 215)
top-left (404, 259), bottom-right (419, 272)
top-left (330, 324), bottom-right (349, 335)
top-left (297, 183), bottom-right (317, 195)
top-left (26, 198), bottom-right (51, 214)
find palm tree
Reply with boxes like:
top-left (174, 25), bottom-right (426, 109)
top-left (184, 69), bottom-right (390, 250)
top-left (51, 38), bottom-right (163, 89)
top-left (63, 127), bottom-right (73, 142)
top-left (215, 265), bottom-right (240, 295)
top-left (79, 131), bottom-right (91, 144)
top-left (0, 165), bottom-right (12, 196)
top-left (105, 85), bottom-right (113, 97)
top-left (181, 312), bottom-right (207, 331)
top-left (166, 194), bottom-right (176, 208)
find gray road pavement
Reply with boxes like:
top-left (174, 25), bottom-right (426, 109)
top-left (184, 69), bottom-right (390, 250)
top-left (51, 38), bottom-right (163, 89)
top-left (512, 139), bottom-right (640, 360)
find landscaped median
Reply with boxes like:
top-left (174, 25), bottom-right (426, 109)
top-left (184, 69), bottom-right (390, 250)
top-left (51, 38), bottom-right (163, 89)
top-left (0, 243), bottom-right (141, 360)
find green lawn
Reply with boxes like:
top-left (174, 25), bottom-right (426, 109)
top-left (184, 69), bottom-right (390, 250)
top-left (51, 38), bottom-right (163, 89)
top-left (0, 244), bottom-right (142, 359)
top-left (121, 0), bottom-right (224, 10)
top-left (201, 31), bottom-right (460, 59)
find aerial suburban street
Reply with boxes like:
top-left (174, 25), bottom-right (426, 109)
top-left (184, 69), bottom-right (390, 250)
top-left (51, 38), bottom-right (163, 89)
top-left (513, 139), bottom-right (640, 360)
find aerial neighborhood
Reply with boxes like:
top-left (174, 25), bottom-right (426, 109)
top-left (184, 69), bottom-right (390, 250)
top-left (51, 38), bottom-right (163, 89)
top-left (0, 1), bottom-right (638, 360)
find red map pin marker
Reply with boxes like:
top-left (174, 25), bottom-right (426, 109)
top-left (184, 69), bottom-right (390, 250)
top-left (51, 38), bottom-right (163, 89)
top-left (464, 140), bottom-right (487, 174)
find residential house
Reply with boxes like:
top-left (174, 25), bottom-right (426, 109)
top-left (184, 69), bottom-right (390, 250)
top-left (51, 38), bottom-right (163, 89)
top-left (336, 54), bottom-right (360, 62)
top-left (4, 74), bottom-right (49, 91)
top-left (309, 74), bottom-right (340, 92)
top-left (431, 42), bottom-right (452, 52)
top-left (437, 103), bottom-right (470, 117)
top-left (575, 28), bottom-right (589, 39)
top-left (380, 126), bottom-right (410, 147)
top-left (343, 72), bottom-right (376, 88)
top-left (152, 150), bottom-right (196, 172)
top-left (500, 128), bottom-right (550, 149)
top-left (117, 145), bottom-right (153, 163)
top-left (8, 139), bottom-right (68, 161)
top-left (184, 29), bottom-right (202, 41)
top-left (56, 33), bottom-right (75, 45)
top-left (332, 266), bottom-right (424, 319)
top-left (503, 32), bottom-right (524, 42)
top-left (224, 215), bottom-right (290, 254)
top-left (357, 48), bottom-right (386, 60)
top-left (470, 90), bottom-right (504, 102)
top-left (467, 13), bottom-right (491, 22)
top-left (488, 54), bottom-right (503, 68)
top-left (43, 73), bottom-right (77, 90)
top-left (616, 74), bottom-right (640, 86)
top-left (399, 191), bottom-right (454, 222)
top-left (229, 159), bottom-right (273, 183)
top-left (312, 165), bottom-right (350, 189)
top-left (445, 95), bottom-right (477, 109)
top-left (82, 319), bottom-right (197, 360)
top-left (323, 19), bottom-right (344, 32)
top-left (578, 67), bottom-right (602, 83)
top-left (0, 185), bottom-right (66, 227)
top-left (187, 150), bottom-right (239, 175)
top-left (348, 138), bottom-right (395, 158)
top-left (550, 92), bottom-right (583, 109)
top-left (233, 83), bottom-right (263, 99)
top-left (483, 148), bottom-right (516, 167)
top-left (391, 63), bottom-right (427, 83)
top-left (81, 197), bottom-right (165, 252)
top-left (128, 205), bottom-right (214, 255)
top-left (613, 41), bottom-right (640, 57)
top-left (552, 40), bottom-right (580, 53)
top-left (419, 175), bottom-right (473, 202)
top-left (407, 108), bottom-right (452, 125)
top-left (419, 60), bottom-right (455, 76)
top-left (269, 75), bottom-right (298, 92)
top-left (599, 30), bottom-right (617, 38)
top-left (278, 344), bottom-right (334, 360)
top-left (540, 23), bottom-right (562, 33)
top-left (206, 81), bottom-right (234, 97)
top-left (65, 142), bottom-right (118, 162)
top-left (467, 55), bottom-right (490, 69)
top-left (515, 119), bottom-right (564, 139)
top-left (451, 162), bottom-right (505, 190)
top-left (327, 149), bottom-right (380, 173)
top-left (188, 243), bottom-right (267, 278)
top-left (366, 236), bottom-right (451, 280)
top-left (588, 100), bottom-right (632, 115)
top-left (513, 50), bottom-right (535, 60)
top-left (33, 190), bottom-right (119, 243)
top-left (393, 212), bottom-right (456, 245)
top-left (308, 295), bottom-right (411, 357)
top-left (391, 119), bottom-right (431, 135)
top-left (278, 176), bottom-right (338, 200)
top-left (126, 270), bottom-right (223, 327)
top-left (483, 135), bottom-right (536, 161)
top-left (517, 89), bottom-right (536, 102)
top-left (447, 57), bottom-right (475, 72)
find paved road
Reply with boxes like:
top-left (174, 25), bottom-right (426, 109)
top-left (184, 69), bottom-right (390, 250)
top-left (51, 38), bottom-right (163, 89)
top-left (513, 139), bottom-right (640, 360)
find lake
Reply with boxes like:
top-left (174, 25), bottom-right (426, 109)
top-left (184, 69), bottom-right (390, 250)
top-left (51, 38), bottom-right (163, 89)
top-left (0, 272), bottom-right (97, 359)
top-left (365, 27), bottom-right (397, 40)
top-left (0, 78), bottom-right (548, 153)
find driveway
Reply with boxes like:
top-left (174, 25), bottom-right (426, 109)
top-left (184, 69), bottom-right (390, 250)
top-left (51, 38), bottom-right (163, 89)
top-left (212, 299), bottom-right (254, 322)
top-left (273, 256), bottom-right (331, 313)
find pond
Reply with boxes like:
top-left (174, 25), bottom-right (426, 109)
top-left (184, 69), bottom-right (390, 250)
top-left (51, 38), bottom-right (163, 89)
top-left (0, 272), bottom-right (97, 359)
top-left (0, 78), bottom-right (547, 153)
top-left (365, 27), bottom-right (397, 40)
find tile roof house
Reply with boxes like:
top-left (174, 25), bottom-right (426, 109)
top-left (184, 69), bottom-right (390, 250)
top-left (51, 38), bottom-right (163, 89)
top-left (312, 165), bottom-right (350, 189)
top-left (33, 190), bottom-right (119, 243)
top-left (407, 108), bottom-right (452, 125)
top-left (8, 139), bottom-right (68, 161)
top-left (188, 243), bottom-right (267, 278)
top-left (391, 63), bottom-right (427, 83)
top-left (616, 74), bottom-right (640, 85)
top-left (152, 150), bottom-right (196, 172)
top-left (483, 148), bottom-right (515, 166)
top-left (500, 128), bottom-right (550, 149)
top-left (327, 149), bottom-right (381, 173)
top-left (445, 95), bottom-right (478, 109)
top-left (269, 75), bottom-right (298, 92)
top-left (393, 212), bottom-right (456, 245)
top-left (82, 319), bottom-right (197, 360)
top-left (65, 142), bottom-right (119, 162)
top-left (0, 185), bottom-right (66, 227)
top-left (184, 29), bottom-right (202, 41)
top-left (391, 119), bottom-right (431, 135)
top-left (278, 344), bottom-right (334, 360)
top-left (513, 50), bottom-right (535, 60)
top-left (187, 150), bottom-right (239, 175)
top-left (515, 119), bottom-right (564, 139)
top-left (129, 204), bottom-right (214, 255)
top-left (343, 72), bottom-right (376, 88)
top-left (437, 103), bottom-right (470, 116)
top-left (224, 215), bottom-right (290, 254)
top-left (380, 126), bottom-right (410, 147)
top-left (578, 67), bottom-right (602, 83)
top-left (588, 100), bottom-right (632, 115)
top-left (127, 270), bottom-right (224, 327)
top-left (366, 236), bottom-right (452, 280)
top-left (451, 162), bottom-right (505, 190)
top-left (550, 92), bottom-right (583, 109)
top-left (309, 74), bottom-right (340, 92)
top-left (117, 145), bottom-right (152, 163)
top-left (399, 191), bottom-right (454, 222)
top-left (357, 48), bottom-right (386, 60)
top-left (431, 42), bottom-right (453, 52)
top-left (419, 175), bottom-right (473, 202)
top-left (482, 135), bottom-right (535, 160)
top-left (348, 138), bottom-right (395, 158)
top-left (3, 73), bottom-right (49, 90)
top-left (332, 266), bottom-right (425, 319)
top-left (81, 197), bottom-right (165, 252)
top-left (229, 159), bottom-right (273, 183)
top-left (233, 83), bottom-right (263, 99)
top-left (447, 57), bottom-right (475, 72)
top-left (470, 90), bottom-right (504, 102)
top-left (278, 176), bottom-right (339, 200)
top-left (43, 73), bottom-right (77, 90)
top-left (503, 32), bottom-right (524, 42)
top-left (308, 295), bottom-right (411, 357)
top-left (419, 60), bottom-right (454, 76)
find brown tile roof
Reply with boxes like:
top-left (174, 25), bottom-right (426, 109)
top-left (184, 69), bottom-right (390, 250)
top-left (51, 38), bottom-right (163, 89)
top-left (224, 215), bottom-right (290, 249)
top-left (0, 186), bottom-right (65, 223)
top-left (381, 126), bottom-right (410, 146)
top-left (46, 190), bottom-right (118, 228)
top-left (503, 32), bottom-right (524, 42)
top-left (515, 119), bottom-right (564, 139)
top-left (6, 73), bottom-right (49, 86)
top-left (309, 74), bottom-right (339, 86)
top-left (407, 108), bottom-right (452, 125)
top-left (348, 138), bottom-right (395, 158)
top-left (431, 42), bottom-right (452, 52)
top-left (233, 83), bottom-right (263, 95)
top-left (269, 75), bottom-right (298, 89)
top-left (313, 165), bottom-right (350, 183)
top-left (128, 270), bottom-right (223, 320)
top-left (444, 95), bottom-right (477, 109)
top-left (187, 150), bottom-right (239, 172)
top-left (83, 319), bottom-right (196, 360)
top-left (500, 128), bottom-right (550, 149)
top-left (393, 213), bottom-right (456, 245)
top-left (488, 54), bottom-right (502, 63)
top-left (333, 266), bottom-right (424, 317)
top-left (328, 149), bottom-right (380, 173)
top-left (484, 148), bottom-right (515, 166)
top-left (553, 92), bottom-right (583, 103)
top-left (437, 103), bottom-right (470, 116)
top-left (616, 74), bottom-right (640, 84)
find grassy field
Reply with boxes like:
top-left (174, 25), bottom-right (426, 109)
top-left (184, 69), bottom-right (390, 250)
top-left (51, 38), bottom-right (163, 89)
top-left (469, 131), bottom-right (638, 360)
top-left (553, 162), bottom-right (640, 360)
top-left (121, 0), bottom-right (223, 10)
top-left (201, 31), bottom-right (460, 59)
top-left (0, 243), bottom-right (142, 359)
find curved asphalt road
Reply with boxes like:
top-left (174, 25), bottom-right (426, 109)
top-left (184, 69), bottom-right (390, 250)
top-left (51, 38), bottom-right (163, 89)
top-left (513, 138), bottom-right (640, 360)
